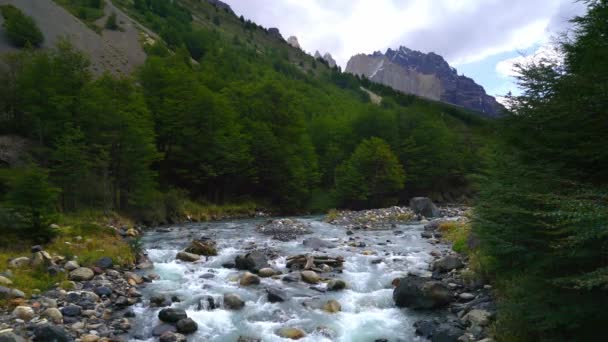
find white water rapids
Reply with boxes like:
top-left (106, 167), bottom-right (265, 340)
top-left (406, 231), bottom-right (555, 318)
top-left (130, 216), bottom-right (444, 341)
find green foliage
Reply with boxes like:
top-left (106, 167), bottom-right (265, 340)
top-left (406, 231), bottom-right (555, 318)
top-left (2, 165), bottom-right (59, 243)
top-left (473, 2), bottom-right (608, 340)
top-left (335, 137), bottom-right (405, 208)
top-left (105, 12), bottom-right (119, 30)
top-left (0, 5), bottom-right (44, 47)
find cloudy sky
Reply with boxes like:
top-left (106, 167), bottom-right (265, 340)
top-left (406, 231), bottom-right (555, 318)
top-left (225, 0), bottom-right (586, 98)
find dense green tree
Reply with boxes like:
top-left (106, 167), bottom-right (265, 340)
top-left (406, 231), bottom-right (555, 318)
top-left (473, 1), bottom-right (608, 340)
top-left (0, 5), bottom-right (44, 47)
top-left (105, 12), bottom-right (119, 30)
top-left (335, 137), bottom-right (405, 208)
top-left (4, 165), bottom-right (59, 242)
top-left (50, 125), bottom-right (89, 211)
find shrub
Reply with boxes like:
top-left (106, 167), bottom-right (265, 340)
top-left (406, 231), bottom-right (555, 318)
top-left (1, 5), bottom-right (44, 47)
top-left (105, 12), bottom-right (118, 30)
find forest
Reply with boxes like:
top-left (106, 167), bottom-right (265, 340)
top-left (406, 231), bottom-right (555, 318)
top-left (0, 0), bottom-right (605, 340)
top-left (0, 0), bottom-right (489, 236)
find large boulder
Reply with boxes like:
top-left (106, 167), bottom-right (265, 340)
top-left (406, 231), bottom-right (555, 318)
top-left (235, 250), bottom-right (269, 273)
top-left (0, 331), bottom-right (26, 342)
top-left (322, 300), bottom-right (341, 313)
top-left (410, 197), bottom-right (440, 218)
top-left (69, 267), bottom-right (95, 281)
top-left (432, 255), bottom-right (464, 272)
top-left (300, 270), bottom-right (320, 284)
top-left (158, 308), bottom-right (188, 323)
top-left (12, 306), bottom-right (34, 320)
top-left (223, 293), bottom-right (245, 310)
top-left (266, 287), bottom-right (288, 303)
top-left (393, 275), bottom-right (452, 309)
top-left (240, 272), bottom-right (261, 286)
top-left (176, 318), bottom-right (198, 334)
top-left (302, 237), bottom-right (335, 250)
top-left (8, 257), bottom-right (30, 268)
top-left (176, 251), bottom-right (200, 262)
top-left (159, 332), bottom-right (187, 342)
top-left (276, 327), bottom-right (306, 339)
top-left (33, 324), bottom-right (73, 342)
top-left (185, 238), bottom-right (218, 256)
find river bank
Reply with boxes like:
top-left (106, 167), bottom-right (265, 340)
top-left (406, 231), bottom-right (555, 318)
top-left (0, 200), bottom-right (495, 341)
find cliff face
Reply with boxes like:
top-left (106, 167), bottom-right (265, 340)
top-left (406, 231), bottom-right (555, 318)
top-left (346, 47), bottom-right (504, 117)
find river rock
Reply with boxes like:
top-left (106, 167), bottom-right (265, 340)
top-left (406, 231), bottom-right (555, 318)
top-left (432, 255), bottom-right (464, 272)
top-left (393, 275), bottom-right (452, 309)
top-left (176, 251), bottom-right (200, 262)
top-left (152, 323), bottom-right (177, 337)
top-left (94, 286), bottom-right (112, 297)
top-left (459, 293), bottom-right (475, 301)
top-left (235, 250), bottom-right (269, 273)
top-left (43, 308), bottom-right (63, 323)
top-left (266, 287), bottom-right (287, 303)
top-left (159, 332), bottom-right (187, 342)
top-left (224, 293), bottom-right (245, 310)
top-left (300, 270), bottom-right (320, 284)
top-left (464, 309), bottom-right (492, 327)
top-left (258, 268), bottom-right (276, 277)
top-left (176, 318), bottom-right (198, 334)
top-left (12, 306), bottom-right (34, 320)
top-left (80, 335), bottom-right (99, 342)
top-left (61, 305), bottom-right (82, 317)
top-left (8, 257), bottom-right (30, 268)
top-left (64, 260), bottom-right (79, 271)
top-left (95, 257), bottom-right (113, 269)
top-left (33, 324), bottom-right (73, 342)
top-left (185, 239), bottom-right (218, 256)
top-left (240, 272), bottom-right (261, 286)
top-left (303, 237), bottom-right (335, 250)
top-left (257, 219), bottom-right (312, 241)
top-left (0, 331), bottom-right (26, 342)
top-left (322, 300), bottom-right (341, 313)
top-left (327, 279), bottom-right (346, 291)
top-left (409, 197), bottom-right (440, 218)
top-left (158, 308), bottom-right (187, 323)
top-left (0, 275), bottom-right (12, 286)
top-left (69, 267), bottom-right (94, 281)
top-left (276, 327), bottom-right (306, 340)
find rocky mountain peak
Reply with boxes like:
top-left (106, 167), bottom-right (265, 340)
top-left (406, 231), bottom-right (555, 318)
top-left (287, 36), bottom-right (301, 49)
top-left (323, 53), bottom-right (337, 68)
top-left (346, 47), bottom-right (504, 117)
top-left (206, 0), bottom-right (234, 15)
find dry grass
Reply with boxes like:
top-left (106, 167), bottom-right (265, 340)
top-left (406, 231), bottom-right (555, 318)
top-left (0, 212), bottom-right (136, 303)
top-left (182, 200), bottom-right (258, 222)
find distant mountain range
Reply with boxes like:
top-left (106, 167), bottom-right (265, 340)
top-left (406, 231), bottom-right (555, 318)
top-left (346, 47), bottom-right (504, 116)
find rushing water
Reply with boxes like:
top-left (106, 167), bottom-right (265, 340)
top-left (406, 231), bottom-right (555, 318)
top-left (130, 216), bottom-right (443, 341)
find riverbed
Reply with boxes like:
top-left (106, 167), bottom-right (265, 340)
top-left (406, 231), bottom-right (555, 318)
top-left (129, 216), bottom-right (446, 341)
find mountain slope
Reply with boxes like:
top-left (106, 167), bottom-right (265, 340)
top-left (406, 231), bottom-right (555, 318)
top-left (0, 0), bottom-right (152, 75)
top-left (346, 46), bottom-right (504, 117)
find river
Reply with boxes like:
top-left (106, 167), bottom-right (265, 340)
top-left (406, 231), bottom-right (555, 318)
top-left (129, 216), bottom-right (445, 341)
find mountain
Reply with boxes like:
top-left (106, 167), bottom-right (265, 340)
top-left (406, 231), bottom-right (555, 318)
top-left (314, 50), bottom-right (337, 68)
top-left (0, 0), bottom-right (151, 75)
top-left (346, 47), bottom-right (504, 117)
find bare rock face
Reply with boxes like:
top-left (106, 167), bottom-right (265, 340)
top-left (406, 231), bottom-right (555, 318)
top-left (287, 36), bottom-right (301, 49)
top-left (346, 47), bottom-right (504, 117)
top-left (323, 53), bottom-right (337, 68)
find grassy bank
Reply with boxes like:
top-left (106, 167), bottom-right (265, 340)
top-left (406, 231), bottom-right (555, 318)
top-left (0, 201), bottom-right (262, 305)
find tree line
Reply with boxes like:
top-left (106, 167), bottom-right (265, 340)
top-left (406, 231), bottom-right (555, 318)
top-left (473, 1), bottom-right (608, 340)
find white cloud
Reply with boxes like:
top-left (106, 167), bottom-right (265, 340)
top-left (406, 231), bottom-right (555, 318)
top-left (225, 0), bottom-right (583, 67)
top-left (496, 45), bottom-right (563, 78)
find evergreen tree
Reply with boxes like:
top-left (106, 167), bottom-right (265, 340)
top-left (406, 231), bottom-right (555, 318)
top-left (0, 5), bottom-right (44, 47)
top-left (473, 1), bottom-right (608, 340)
top-left (4, 165), bottom-right (59, 242)
top-left (335, 137), bottom-right (405, 208)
